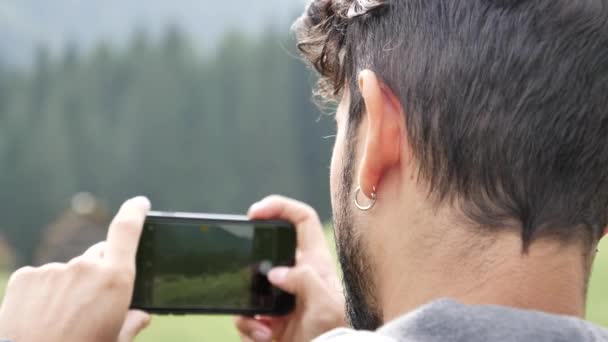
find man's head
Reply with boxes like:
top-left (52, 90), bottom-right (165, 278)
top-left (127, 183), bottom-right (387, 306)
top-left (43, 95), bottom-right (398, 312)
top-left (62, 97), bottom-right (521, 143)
top-left (294, 0), bottom-right (608, 329)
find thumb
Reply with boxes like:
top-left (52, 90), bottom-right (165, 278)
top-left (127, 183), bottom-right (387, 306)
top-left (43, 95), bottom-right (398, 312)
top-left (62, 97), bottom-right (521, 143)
top-left (117, 310), bottom-right (151, 342)
top-left (268, 265), bottom-right (325, 296)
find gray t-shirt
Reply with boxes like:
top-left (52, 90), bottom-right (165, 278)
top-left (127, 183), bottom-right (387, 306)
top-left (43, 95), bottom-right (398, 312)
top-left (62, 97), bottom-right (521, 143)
top-left (314, 299), bottom-right (608, 342)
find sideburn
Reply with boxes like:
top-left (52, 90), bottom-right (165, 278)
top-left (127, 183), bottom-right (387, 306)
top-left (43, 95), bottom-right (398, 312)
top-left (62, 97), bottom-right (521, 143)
top-left (335, 91), bottom-right (383, 330)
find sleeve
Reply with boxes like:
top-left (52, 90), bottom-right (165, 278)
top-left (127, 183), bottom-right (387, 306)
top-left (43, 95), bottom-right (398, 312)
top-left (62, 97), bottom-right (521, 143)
top-left (313, 328), bottom-right (398, 342)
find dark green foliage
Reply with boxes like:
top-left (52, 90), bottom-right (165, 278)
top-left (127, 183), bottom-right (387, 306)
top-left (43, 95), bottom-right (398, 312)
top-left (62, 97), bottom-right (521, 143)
top-left (0, 27), bottom-right (334, 265)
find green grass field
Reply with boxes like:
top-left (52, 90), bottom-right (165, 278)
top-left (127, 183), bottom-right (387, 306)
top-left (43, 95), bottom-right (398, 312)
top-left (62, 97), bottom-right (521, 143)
top-left (586, 239), bottom-right (608, 327)
top-left (1, 238), bottom-right (607, 341)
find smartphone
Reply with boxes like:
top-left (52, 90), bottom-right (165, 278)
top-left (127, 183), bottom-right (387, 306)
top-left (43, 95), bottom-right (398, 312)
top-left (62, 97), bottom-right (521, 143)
top-left (131, 211), bottom-right (296, 315)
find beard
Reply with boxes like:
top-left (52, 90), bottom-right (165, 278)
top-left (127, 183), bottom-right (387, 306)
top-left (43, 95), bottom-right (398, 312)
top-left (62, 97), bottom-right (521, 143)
top-left (332, 119), bottom-right (382, 330)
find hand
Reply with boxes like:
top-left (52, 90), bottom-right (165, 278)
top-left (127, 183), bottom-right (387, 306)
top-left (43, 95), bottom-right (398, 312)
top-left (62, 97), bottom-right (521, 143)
top-left (235, 196), bottom-right (346, 342)
top-left (0, 197), bottom-right (152, 342)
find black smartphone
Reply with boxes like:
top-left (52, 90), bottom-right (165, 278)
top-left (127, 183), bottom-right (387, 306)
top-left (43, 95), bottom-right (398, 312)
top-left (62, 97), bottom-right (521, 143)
top-left (131, 211), bottom-right (296, 315)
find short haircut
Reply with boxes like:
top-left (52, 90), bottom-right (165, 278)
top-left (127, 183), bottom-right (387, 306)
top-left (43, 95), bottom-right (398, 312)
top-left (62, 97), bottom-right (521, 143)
top-left (293, 0), bottom-right (608, 249)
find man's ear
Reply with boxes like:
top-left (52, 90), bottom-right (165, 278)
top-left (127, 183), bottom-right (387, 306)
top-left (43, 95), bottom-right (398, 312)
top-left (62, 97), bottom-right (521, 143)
top-left (357, 69), bottom-right (406, 198)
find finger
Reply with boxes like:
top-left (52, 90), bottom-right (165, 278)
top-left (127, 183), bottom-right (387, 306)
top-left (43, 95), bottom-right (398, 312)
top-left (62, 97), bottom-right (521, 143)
top-left (6, 266), bottom-right (36, 289)
top-left (267, 265), bottom-right (325, 296)
top-left (81, 241), bottom-right (106, 261)
top-left (68, 242), bottom-right (105, 265)
top-left (105, 197), bottom-right (151, 269)
top-left (238, 332), bottom-right (255, 342)
top-left (234, 316), bottom-right (273, 342)
top-left (38, 262), bottom-right (68, 273)
top-left (117, 310), bottom-right (151, 342)
top-left (248, 195), bottom-right (326, 253)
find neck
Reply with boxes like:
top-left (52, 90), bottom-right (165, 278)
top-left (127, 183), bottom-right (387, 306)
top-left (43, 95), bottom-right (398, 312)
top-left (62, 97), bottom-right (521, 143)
top-left (377, 228), bottom-right (589, 323)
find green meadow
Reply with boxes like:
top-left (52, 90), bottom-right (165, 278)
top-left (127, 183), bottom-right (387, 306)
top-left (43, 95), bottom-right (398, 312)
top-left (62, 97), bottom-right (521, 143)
top-left (1, 238), bottom-right (607, 341)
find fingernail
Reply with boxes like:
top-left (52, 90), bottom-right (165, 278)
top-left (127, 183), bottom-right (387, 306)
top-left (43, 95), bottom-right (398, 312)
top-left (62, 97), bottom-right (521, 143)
top-left (248, 200), bottom-right (267, 215)
top-left (268, 267), bottom-right (289, 284)
top-left (249, 202), bottom-right (262, 212)
top-left (132, 196), bottom-right (151, 210)
top-left (252, 329), bottom-right (272, 342)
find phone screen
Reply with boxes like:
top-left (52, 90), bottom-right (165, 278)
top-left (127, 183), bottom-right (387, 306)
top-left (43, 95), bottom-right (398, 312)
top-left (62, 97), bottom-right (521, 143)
top-left (131, 215), bottom-right (296, 314)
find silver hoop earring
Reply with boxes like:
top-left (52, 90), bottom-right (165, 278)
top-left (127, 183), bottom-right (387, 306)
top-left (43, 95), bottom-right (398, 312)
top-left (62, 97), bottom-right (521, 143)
top-left (354, 185), bottom-right (377, 211)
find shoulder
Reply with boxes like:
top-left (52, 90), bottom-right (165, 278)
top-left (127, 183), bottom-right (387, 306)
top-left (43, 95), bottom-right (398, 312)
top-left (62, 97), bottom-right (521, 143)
top-left (314, 328), bottom-right (398, 342)
top-left (587, 325), bottom-right (608, 342)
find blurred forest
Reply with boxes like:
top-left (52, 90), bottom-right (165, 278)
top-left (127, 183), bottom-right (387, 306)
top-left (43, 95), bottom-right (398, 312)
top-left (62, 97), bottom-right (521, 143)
top-left (0, 26), bottom-right (334, 265)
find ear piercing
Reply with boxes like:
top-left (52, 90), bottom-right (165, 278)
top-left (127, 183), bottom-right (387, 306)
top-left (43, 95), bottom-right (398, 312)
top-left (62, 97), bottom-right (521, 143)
top-left (354, 185), bottom-right (377, 211)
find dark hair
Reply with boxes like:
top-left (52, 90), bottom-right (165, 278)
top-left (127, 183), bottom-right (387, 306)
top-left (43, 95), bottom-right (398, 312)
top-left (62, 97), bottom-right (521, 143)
top-left (293, 0), bottom-right (608, 249)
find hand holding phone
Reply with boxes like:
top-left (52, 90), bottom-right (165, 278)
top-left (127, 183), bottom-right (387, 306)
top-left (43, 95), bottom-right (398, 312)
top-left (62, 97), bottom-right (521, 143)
top-left (236, 196), bottom-right (346, 342)
top-left (131, 211), bottom-right (296, 315)
top-left (0, 197), bottom-right (152, 342)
